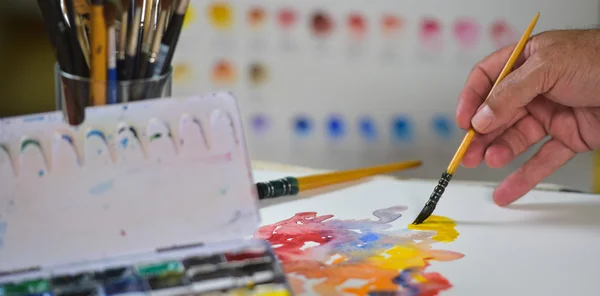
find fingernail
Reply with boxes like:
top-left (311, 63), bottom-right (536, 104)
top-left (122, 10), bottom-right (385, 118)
top-left (471, 104), bottom-right (494, 131)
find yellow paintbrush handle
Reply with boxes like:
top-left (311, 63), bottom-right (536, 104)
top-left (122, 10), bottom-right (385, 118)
top-left (90, 4), bottom-right (107, 106)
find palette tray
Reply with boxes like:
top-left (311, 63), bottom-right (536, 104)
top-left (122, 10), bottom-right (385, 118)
top-left (0, 92), bottom-right (293, 295)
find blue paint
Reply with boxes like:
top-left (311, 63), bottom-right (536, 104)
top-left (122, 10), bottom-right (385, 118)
top-left (391, 115), bottom-right (413, 142)
top-left (326, 114), bottom-right (346, 139)
top-left (393, 269), bottom-right (420, 296)
top-left (89, 180), bottom-right (114, 195)
top-left (359, 232), bottom-right (380, 242)
top-left (120, 137), bottom-right (129, 149)
top-left (61, 134), bottom-right (73, 145)
top-left (38, 170), bottom-right (44, 177)
top-left (23, 115), bottom-right (45, 122)
top-left (251, 114), bottom-right (270, 133)
top-left (86, 130), bottom-right (107, 143)
top-left (293, 115), bottom-right (313, 136)
top-left (432, 114), bottom-right (454, 139)
top-left (358, 116), bottom-right (377, 141)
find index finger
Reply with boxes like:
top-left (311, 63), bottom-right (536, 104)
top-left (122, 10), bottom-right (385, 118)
top-left (456, 43), bottom-right (530, 130)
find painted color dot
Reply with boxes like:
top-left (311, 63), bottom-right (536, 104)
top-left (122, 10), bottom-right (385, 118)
top-left (490, 20), bottom-right (516, 48)
top-left (453, 18), bottom-right (480, 49)
top-left (420, 17), bottom-right (441, 40)
top-left (173, 63), bottom-right (192, 83)
top-left (208, 2), bottom-right (233, 29)
top-left (248, 6), bottom-right (266, 28)
top-left (391, 116), bottom-right (413, 142)
top-left (248, 62), bottom-right (267, 86)
top-left (347, 13), bottom-right (366, 38)
top-left (326, 115), bottom-right (346, 139)
top-left (278, 8), bottom-right (296, 29)
top-left (311, 11), bottom-right (334, 38)
top-left (211, 59), bottom-right (236, 84)
top-left (358, 116), bottom-right (377, 141)
top-left (182, 4), bottom-right (197, 28)
top-left (293, 116), bottom-right (312, 136)
top-left (382, 14), bottom-right (403, 35)
top-left (251, 114), bottom-right (270, 133)
top-left (432, 115), bottom-right (454, 139)
top-left (38, 170), bottom-right (44, 177)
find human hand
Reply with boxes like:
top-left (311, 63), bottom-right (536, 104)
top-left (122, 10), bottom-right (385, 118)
top-left (456, 29), bottom-right (600, 206)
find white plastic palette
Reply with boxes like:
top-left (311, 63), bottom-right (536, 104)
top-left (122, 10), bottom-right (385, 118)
top-left (0, 92), bottom-right (260, 273)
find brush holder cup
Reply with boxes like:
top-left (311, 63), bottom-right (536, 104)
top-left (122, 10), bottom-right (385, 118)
top-left (54, 63), bottom-right (173, 126)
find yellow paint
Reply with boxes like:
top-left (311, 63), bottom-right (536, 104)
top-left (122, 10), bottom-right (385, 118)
top-left (408, 215), bottom-right (459, 242)
top-left (182, 4), bottom-right (197, 28)
top-left (208, 2), bottom-right (233, 29)
top-left (593, 150), bottom-right (600, 193)
top-left (173, 63), bottom-right (192, 83)
top-left (230, 288), bottom-right (291, 296)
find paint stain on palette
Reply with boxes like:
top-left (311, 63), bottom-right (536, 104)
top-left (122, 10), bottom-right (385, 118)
top-left (182, 3), bottom-right (197, 28)
top-left (255, 206), bottom-right (464, 295)
top-left (490, 20), bottom-right (517, 48)
top-left (453, 17), bottom-right (480, 49)
top-left (208, 2), bottom-right (234, 29)
top-left (211, 59), bottom-right (236, 84)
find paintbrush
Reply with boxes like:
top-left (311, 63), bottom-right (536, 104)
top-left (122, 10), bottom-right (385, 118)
top-left (256, 160), bottom-right (422, 200)
top-left (72, 0), bottom-right (91, 66)
top-left (124, 0), bottom-right (143, 80)
top-left (105, 1), bottom-right (119, 104)
top-left (142, 0), bottom-right (156, 49)
top-left (63, 0), bottom-right (90, 77)
top-left (154, 0), bottom-right (189, 76)
top-left (140, 0), bottom-right (171, 78)
top-left (90, 0), bottom-right (108, 106)
top-left (117, 0), bottom-right (131, 80)
top-left (412, 13), bottom-right (540, 225)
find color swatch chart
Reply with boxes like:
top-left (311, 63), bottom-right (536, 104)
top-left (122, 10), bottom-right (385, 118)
top-left (171, 0), bottom-right (600, 190)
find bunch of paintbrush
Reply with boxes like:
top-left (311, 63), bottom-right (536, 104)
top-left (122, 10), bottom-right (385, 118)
top-left (37, 0), bottom-right (190, 121)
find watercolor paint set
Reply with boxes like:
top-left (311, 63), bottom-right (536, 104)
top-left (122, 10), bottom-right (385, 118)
top-left (0, 92), bottom-right (294, 296)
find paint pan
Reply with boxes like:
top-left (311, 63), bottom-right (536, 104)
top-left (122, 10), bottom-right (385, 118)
top-left (1, 278), bottom-right (52, 296)
top-left (229, 283), bottom-right (292, 296)
top-left (136, 261), bottom-right (188, 295)
top-left (51, 273), bottom-right (104, 296)
top-left (95, 267), bottom-right (147, 296)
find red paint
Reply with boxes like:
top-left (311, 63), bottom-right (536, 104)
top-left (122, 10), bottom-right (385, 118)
top-left (121, 229), bottom-right (126, 237)
top-left (347, 13), bottom-right (366, 38)
top-left (225, 250), bottom-right (266, 262)
top-left (248, 6), bottom-right (266, 27)
top-left (278, 8), bottom-right (296, 29)
top-left (420, 18), bottom-right (441, 39)
top-left (255, 212), bottom-right (334, 263)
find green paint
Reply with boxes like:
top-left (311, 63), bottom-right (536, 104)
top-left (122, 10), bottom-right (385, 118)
top-left (20, 139), bottom-right (41, 153)
top-left (137, 261), bottom-right (183, 277)
top-left (2, 279), bottom-right (51, 295)
top-left (149, 133), bottom-right (162, 142)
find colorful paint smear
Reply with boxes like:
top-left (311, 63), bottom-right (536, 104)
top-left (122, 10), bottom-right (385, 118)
top-left (490, 20), bottom-right (517, 49)
top-left (311, 11), bottom-right (334, 38)
top-left (453, 17), bottom-right (480, 50)
top-left (347, 13), bottom-right (367, 39)
top-left (208, 2), bottom-right (233, 30)
top-left (173, 63), bottom-right (192, 83)
top-left (211, 59), bottom-right (236, 84)
top-left (278, 8), bottom-right (297, 30)
top-left (248, 6), bottom-right (267, 28)
top-left (381, 14), bottom-right (403, 36)
top-left (255, 206), bottom-right (464, 295)
top-left (419, 17), bottom-right (442, 49)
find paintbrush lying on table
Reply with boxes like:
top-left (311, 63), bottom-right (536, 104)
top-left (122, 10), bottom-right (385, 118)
top-left (256, 160), bottom-right (422, 200)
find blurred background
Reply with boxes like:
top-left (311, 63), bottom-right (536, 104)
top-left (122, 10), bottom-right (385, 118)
top-left (1, 0), bottom-right (600, 192)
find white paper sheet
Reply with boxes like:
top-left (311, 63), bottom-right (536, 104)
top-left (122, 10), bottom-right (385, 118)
top-left (254, 169), bottom-right (600, 296)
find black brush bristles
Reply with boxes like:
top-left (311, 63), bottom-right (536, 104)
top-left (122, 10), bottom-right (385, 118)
top-left (412, 172), bottom-right (452, 224)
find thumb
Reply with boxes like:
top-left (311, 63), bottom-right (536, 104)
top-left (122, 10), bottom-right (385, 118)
top-left (471, 55), bottom-right (551, 133)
